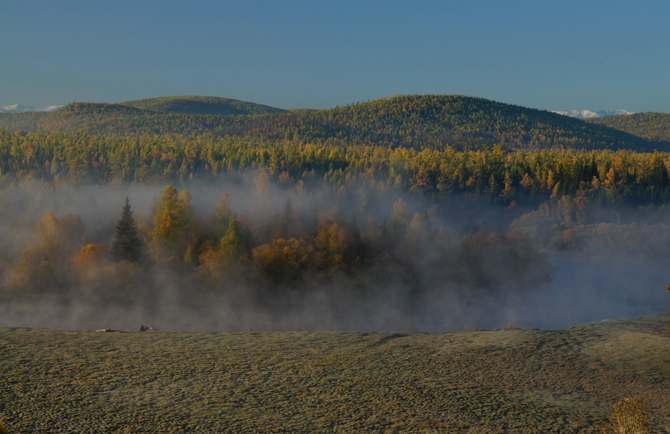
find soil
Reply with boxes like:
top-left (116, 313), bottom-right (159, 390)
top-left (1, 312), bottom-right (669, 433)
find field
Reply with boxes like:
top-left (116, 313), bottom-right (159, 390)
top-left (1, 312), bottom-right (669, 433)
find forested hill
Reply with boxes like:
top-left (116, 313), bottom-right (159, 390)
top-left (587, 112), bottom-right (670, 144)
top-left (0, 95), bottom-right (653, 150)
top-left (254, 95), bottom-right (649, 150)
top-left (119, 96), bottom-right (287, 115)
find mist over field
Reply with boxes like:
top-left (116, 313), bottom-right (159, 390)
top-left (0, 173), bottom-right (667, 333)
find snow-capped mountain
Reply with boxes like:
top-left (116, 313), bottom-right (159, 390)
top-left (0, 104), bottom-right (63, 113)
top-left (552, 109), bottom-right (634, 119)
top-left (1, 104), bottom-right (35, 113)
top-left (35, 105), bottom-right (64, 112)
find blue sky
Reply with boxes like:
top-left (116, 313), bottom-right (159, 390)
top-left (1, 1), bottom-right (669, 112)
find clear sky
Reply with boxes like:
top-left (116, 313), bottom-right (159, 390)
top-left (1, 1), bottom-right (669, 112)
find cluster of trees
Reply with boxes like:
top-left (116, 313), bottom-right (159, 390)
top-left (0, 186), bottom-right (554, 303)
top-left (510, 196), bottom-right (670, 257)
top-left (3, 94), bottom-right (669, 324)
top-left (2, 128), bottom-right (670, 205)
top-left (0, 95), bottom-right (648, 149)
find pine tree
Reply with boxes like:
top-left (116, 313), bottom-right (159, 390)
top-left (282, 196), bottom-right (297, 238)
top-left (111, 197), bottom-right (143, 263)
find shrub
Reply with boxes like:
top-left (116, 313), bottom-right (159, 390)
top-left (604, 398), bottom-right (653, 434)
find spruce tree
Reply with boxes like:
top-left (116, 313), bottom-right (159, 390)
top-left (111, 197), bottom-right (143, 263)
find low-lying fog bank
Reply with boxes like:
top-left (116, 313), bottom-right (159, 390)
top-left (1, 178), bottom-right (669, 333)
top-left (490, 254), bottom-right (670, 330)
top-left (1, 254), bottom-right (667, 333)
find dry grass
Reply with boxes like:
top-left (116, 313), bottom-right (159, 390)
top-left (1, 312), bottom-right (669, 432)
top-left (604, 398), bottom-right (653, 434)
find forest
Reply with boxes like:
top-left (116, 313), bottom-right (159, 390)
top-left (119, 95), bottom-right (287, 116)
top-left (0, 95), bottom-right (657, 150)
top-left (1, 128), bottom-right (670, 204)
top-left (588, 112), bottom-right (670, 143)
top-left (1, 94), bottom-right (670, 330)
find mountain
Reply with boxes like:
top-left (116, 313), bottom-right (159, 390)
top-left (587, 112), bottom-right (670, 144)
top-left (1, 104), bottom-right (35, 113)
top-left (119, 96), bottom-right (286, 116)
top-left (35, 105), bottom-right (64, 112)
top-left (0, 104), bottom-right (63, 113)
top-left (553, 109), bottom-right (634, 119)
top-left (0, 95), bottom-right (653, 150)
top-left (245, 95), bottom-right (646, 150)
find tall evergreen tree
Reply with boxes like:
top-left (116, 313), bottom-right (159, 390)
top-left (111, 197), bottom-right (143, 263)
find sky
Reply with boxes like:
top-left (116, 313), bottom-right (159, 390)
top-left (1, 1), bottom-right (669, 112)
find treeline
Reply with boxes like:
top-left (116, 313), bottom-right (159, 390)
top-left (2, 128), bottom-right (670, 205)
top-left (0, 95), bottom-right (649, 150)
top-left (1, 186), bottom-right (553, 304)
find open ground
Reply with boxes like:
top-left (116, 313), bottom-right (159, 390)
top-left (1, 312), bottom-right (669, 433)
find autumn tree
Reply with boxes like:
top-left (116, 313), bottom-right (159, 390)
top-left (196, 218), bottom-right (247, 291)
top-left (390, 198), bottom-right (409, 236)
top-left (406, 211), bottom-right (431, 241)
top-left (7, 211), bottom-right (85, 294)
top-left (149, 185), bottom-right (188, 259)
top-left (75, 244), bottom-right (107, 273)
top-left (178, 189), bottom-right (198, 264)
top-left (220, 218), bottom-right (246, 259)
top-left (252, 238), bottom-right (314, 284)
top-left (34, 212), bottom-right (85, 271)
top-left (211, 192), bottom-right (234, 237)
top-left (313, 222), bottom-right (356, 272)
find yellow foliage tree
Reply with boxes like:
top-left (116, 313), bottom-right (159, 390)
top-left (314, 222), bottom-right (355, 272)
top-left (6, 211), bottom-right (85, 294)
top-left (252, 238), bottom-right (314, 283)
top-left (149, 185), bottom-right (188, 259)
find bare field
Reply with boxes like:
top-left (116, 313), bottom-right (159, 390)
top-left (1, 312), bottom-right (669, 433)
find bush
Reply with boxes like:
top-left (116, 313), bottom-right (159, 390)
top-left (604, 398), bottom-right (653, 434)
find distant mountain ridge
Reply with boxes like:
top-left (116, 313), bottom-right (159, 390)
top-left (119, 96), bottom-right (286, 116)
top-left (552, 109), bottom-right (634, 119)
top-left (1, 95), bottom-right (284, 116)
top-left (0, 104), bottom-right (63, 113)
top-left (587, 112), bottom-right (670, 143)
top-left (0, 94), bottom-right (652, 151)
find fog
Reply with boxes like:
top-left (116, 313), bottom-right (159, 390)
top-left (0, 174), bottom-right (668, 332)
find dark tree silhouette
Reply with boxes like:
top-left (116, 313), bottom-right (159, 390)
top-left (111, 197), bottom-right (143, 263)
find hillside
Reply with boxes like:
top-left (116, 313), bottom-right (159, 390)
top-left (1, 312), bottom-right (669, 432)
top-left (0, 95), bottom-right (654, 150)
top-left (0, 111), bottom-right (47, 132)
top-left (587, 112), bottom-right (670, 144)
top-left (257, 95), bottom-right (649, 150)
top-left (119, 95), bottom-right (287, 115)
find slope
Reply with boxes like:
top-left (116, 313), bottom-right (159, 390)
top-left (119, 95), bottom-right (287, 115)
top-left (0, 95), bottom-right (654, 150)
top-left (1, 312), bottom-right (669, 432)
top-left (587, 112), bottom-right (670, 144)
top-left (253, 94), bottom-right (648, 149)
